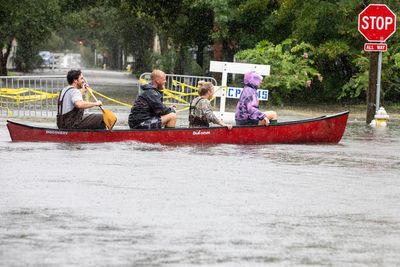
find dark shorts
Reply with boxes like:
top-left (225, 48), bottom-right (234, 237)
top-left (133, 117), bottom-right (162, 129)
top-left (235, 119), bottom-right (259, 126)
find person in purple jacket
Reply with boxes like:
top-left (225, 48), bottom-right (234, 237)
top-left (235, 71), bottom-right (277, 126)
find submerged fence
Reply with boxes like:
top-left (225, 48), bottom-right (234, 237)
top-left (0, 75), bottom-right (66, 117)
top-left (1, 73), bottom-right (218, 118)
top-left (139, 73), bottom-right (218, 111)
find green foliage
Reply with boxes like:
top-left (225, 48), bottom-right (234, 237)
top-left (235, 39), bottom-right (319, 103)
top-left (312, 40), bottom-right (358, 100)
top-left (292, 1), bottom-right (343, 45)
top-left (148, 50), bottom-right (177, 74)
top-left (340, 51), bottom-right (400, 102)
top-left (148, 47), bottom-right (204, 76)
top-left (120, 10), bottom-right (155, 73)
top-left (42, 33), bottom-right (65, 52)
top-left (316, 41), bottom-right (351, 61)
top-left (0, 0), bottom-right (60, 73)
top-left (393, 53), bottom-right (400, 68)
top-left (339, 56), bottom-right (369, 99)
top-left (3, 0), bottom-right (400, 103)
top-left (381, 52), bottom-right (400, 102)
top-left (228, 0), bottom-right (279, 50)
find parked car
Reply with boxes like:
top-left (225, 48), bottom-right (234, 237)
top-left (38, 51), bottom-right (55, 66)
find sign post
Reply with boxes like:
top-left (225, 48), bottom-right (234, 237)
top-left (358, 4), bottom-right (396, 123)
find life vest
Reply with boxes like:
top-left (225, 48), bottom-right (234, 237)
top-left (188, 97), bottom-right (209, 127)
top-left (56, 87), bottom-right (84, 129)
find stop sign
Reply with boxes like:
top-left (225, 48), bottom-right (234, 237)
top-left (358, 4), bottom-right (397, 42)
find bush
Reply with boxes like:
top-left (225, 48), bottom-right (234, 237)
top-left (235, 39), bottom-right (319, 104)
top-left (340, 51), bottom-right (400, 103)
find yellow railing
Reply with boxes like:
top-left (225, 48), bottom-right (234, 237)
top-left (0, 80), bottom-right (215, 115)
top-left (0, 88), bottom-right (58, 104)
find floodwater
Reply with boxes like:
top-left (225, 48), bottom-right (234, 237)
top-left (0, 115), bottom-right (400, 266)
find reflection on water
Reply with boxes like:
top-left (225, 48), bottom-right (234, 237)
top-left (1, 121), bottom-right (400, 266)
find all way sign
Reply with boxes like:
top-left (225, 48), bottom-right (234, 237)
top-left (364, 43), bottom-right (387, 52)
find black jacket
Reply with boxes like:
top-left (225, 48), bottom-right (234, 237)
top-left (128, 83), bottom-right (173, 128)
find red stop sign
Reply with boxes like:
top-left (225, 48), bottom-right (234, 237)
top-left (358, 4), bottom-right (397, 42)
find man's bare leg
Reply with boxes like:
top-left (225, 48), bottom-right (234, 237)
top-left (161, 113), bottom-right (177, 128)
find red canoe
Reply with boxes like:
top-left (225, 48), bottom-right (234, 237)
top-left (6, 111), bottom-right (349, 144)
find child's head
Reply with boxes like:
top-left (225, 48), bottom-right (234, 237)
top-left (244, 71), bottom-right (263, 88)
top-left (198, 81), bottom-right (214, 96)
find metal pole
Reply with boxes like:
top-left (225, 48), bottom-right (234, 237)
top-left (122, 49), bottom-right (125, 70)
top-left (375, 51), bottom-right (382, 112)
top-left (219, 64), bottom-right (228, 121)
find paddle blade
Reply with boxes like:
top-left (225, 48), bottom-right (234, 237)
top-left (101, 108), bottom-right (117, 130)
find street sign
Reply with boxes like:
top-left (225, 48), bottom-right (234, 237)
top-left (358, 4), bottom-right (397, 42)
top-left (364, 43), bottom-right (387, 52)
top-left (213, 86), bottom-right (269, 101)
top-left (227, 87), bottom-right (268, 101)
top-left (209, 61), bottom-right (270, 76)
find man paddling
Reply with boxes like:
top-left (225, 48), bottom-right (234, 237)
top-left (57, 69), bottom-right (106, 129)
top-left (128, 69), bottom-right (176, 129)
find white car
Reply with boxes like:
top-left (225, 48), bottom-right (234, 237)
top-left (38, 51), bottom-right (54, 66)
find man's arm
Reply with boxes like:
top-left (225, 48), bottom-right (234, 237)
top-left (74, 100), bottom-right (102, 109)
top-left (145, 91), bottom-right (172, 115)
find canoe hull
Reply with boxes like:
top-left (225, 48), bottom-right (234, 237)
top-left (6, 111), bottom-right (349, 144)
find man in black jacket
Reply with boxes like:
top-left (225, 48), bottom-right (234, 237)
top-left (128, 69), bottom-right (176, 129)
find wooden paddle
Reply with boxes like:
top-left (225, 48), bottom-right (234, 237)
top-left (85, 84), bottom-right (117, 130)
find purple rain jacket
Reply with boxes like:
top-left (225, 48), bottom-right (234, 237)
top-left (235, 71), bottom-right (266, 121)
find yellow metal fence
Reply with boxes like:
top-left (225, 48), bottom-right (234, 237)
top-left (139, 73), bottom-right (218, 112)
top-left (1, 74), bottom-right (218, 118)
top-left (0, 75), bottom-right (65, 117)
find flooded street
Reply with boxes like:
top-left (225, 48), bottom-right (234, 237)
top-left (0, 115), bottom-right (399, 266)
top-left (3, 0), bottom-right (400, 263)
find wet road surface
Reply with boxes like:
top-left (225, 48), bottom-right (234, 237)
top-left (1, 117), bottom-right (399, 266)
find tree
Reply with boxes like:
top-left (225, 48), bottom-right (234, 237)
top-left (0, 0), bottom-right (60, 75)
top-left (235, 39), bottom-right (319, 104)
top-left (259, 0), bottom-right (362, 101)
top-left (228, 0), bottom-right (279, 50)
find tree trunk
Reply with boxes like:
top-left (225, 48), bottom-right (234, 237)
top-left (159, 32), bottom-right (168, 56)
top-left (213, 40), bottom-right (223, 61)
top-left (110, 45), bottom-right (120, 69)
top-left (212, 17), bottom-right (223, 61)
top-left (212, 18), bottom-right (223, 80)
top-left (0, 56), bottom-right (7, 76)
top-left (196, 44), bottom-right (205, 69)
top-left (0, 39), bottom-right (12, 76)
top-left (174, 45), bottom-right (185, 74)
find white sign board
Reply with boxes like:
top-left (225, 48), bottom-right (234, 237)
top-left (364, 43), bottom-right (388, 52)
top-left (209, 61), bottom-right (271, 121)
top-left (210, 61), bottom-right (270, 76)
